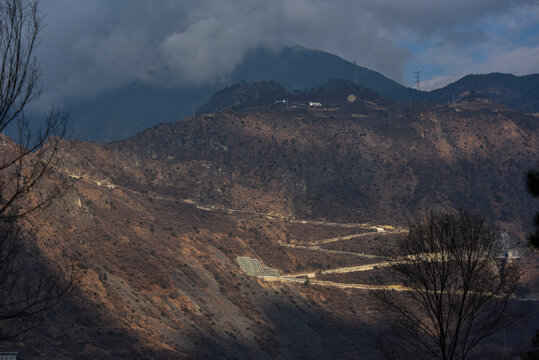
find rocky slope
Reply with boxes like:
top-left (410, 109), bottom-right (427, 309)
top-left (5, 85), bottom-right (538, 358)
top-left (108, 83), bottom-right (538, 232)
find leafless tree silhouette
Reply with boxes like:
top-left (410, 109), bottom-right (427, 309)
top-left (0, 0), bottom-right (68, 218)
top-left (0, 0), bottom-right (74, 340)
top-left (375, 209), bottom-right (520, 360)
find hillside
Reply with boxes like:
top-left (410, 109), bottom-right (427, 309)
top-left (7, 85), bottom-right (538, 358)
top-left (427, 73), bottom-right (539, 112)
top-left (111, 85), bottom-right (538, 231)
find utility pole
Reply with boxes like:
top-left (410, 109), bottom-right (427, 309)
top-left (414, 71), bottom-right (422, 91)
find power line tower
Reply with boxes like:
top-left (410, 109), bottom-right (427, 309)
top-left (414, 71), bottom-right (422, 90)
top-left (353, 60), bottom-right (359, 84)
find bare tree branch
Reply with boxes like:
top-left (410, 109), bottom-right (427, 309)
top-left (374, 209), bottom-right (520, 360)
top-left (0, 0), bottom-right (75, 342)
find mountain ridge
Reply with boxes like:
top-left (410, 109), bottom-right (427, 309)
top-left (426, 72), bottom-right (539, 112)
top-left (63, 46), bottom-right (539, 143)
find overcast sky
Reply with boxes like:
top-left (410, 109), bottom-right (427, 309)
top-left (35, 0), bottom-right (539, 108)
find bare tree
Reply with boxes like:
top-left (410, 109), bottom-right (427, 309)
top-left (375, 209), bottom-right (520, 360)
top-left (0, 0), bottom-right (74, 341)
top-left (0, 0), bottom-right (68, 219)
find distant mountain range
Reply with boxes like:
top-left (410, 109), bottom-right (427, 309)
top-left (63, 46), bottom-right (538, 143)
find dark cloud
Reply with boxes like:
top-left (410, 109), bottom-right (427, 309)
top-left (33, 0), bottom-right (538, 107)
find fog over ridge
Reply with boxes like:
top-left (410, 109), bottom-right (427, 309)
top-left (34, 0), bottom-right (538, 108)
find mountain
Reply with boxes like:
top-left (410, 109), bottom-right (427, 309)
top-left (66, 46), bottom-right (414, 143)
top-left (110, 83), bottom-right (538, 228)
top-left (230, 46), bottom-right (408, 95)
top-left (64, 47), bottom-right (539, 143)
top-left (13, 83), bottom-right (538, 358)
top-left (426, 73), bottom-right (539, 112)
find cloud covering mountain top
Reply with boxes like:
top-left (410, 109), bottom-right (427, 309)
top-left (35, 0), bottom-right (538, 107)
